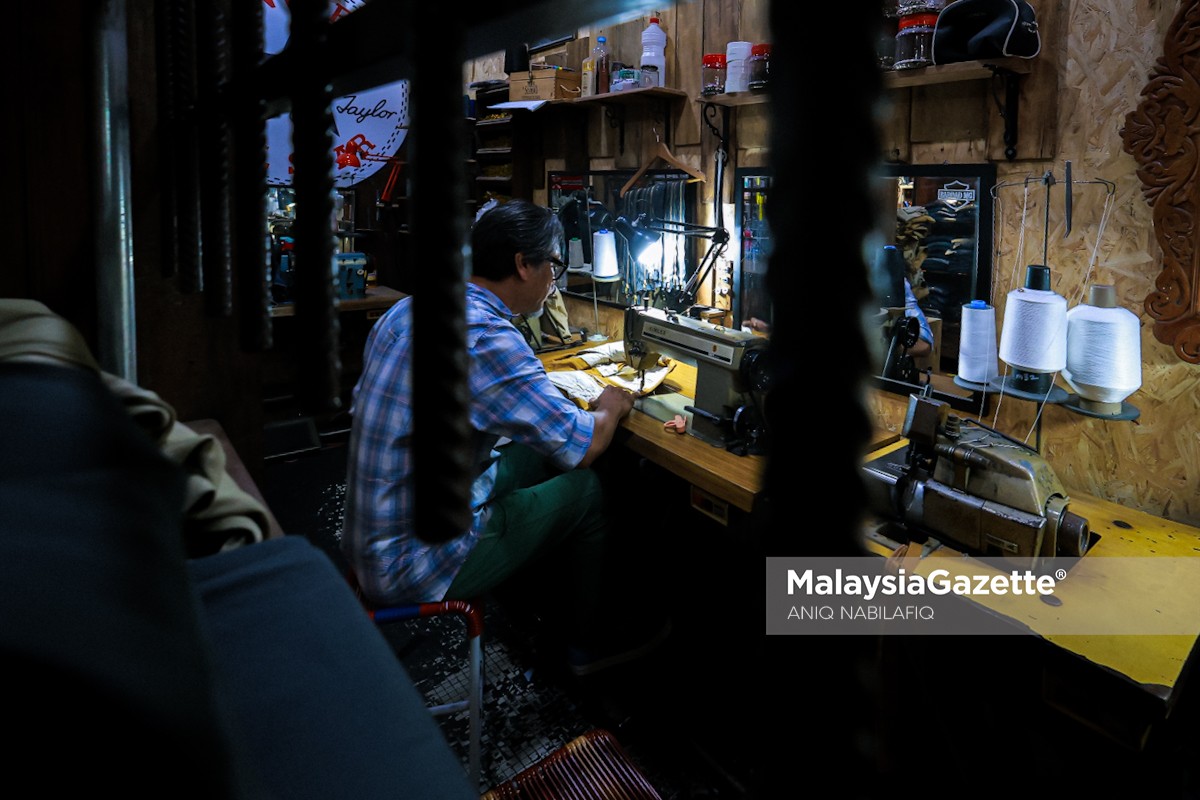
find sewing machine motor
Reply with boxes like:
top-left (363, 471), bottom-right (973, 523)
top-left (862, 392), bottom-right (1090, 571)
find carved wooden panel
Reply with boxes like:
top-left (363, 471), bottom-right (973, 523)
top-left (1121, 0), bottom-right (1200, 364)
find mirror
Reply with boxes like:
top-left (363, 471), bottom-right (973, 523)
top-left (869, 162), bottom-right (996, 410)
top-left (733, 168), bottom-right (772, 329)
top-left (549, 169), bottom-right (703, 312)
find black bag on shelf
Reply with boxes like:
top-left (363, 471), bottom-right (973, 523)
top-left (932, 0), bottom-right (1041, 65)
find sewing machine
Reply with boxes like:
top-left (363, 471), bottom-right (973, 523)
top-left (623, 306), bottom-right (771, 454)
top-left (861, 390), bottom-right (1091, 571)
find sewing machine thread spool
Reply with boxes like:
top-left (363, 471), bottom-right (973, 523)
top-left (958, 299), bottom-right (998, 385)
top-left (1063, 283), bottom-right (1141, 412)
top-left (568, 237), bottom-right (585, 269)
top-left (999, 265), bottom-right (1067, 391)
top-left (592, 229), bottom-right (619, 279)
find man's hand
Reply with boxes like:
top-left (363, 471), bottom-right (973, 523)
top-left (579, 386), bottom-right (635, 467)
top-left (741, 317), bottom-right (771, 334)
top-left (592, 385), bottom-right (635, 418)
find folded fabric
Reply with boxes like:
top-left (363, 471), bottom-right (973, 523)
top-left (548, 340), bottom-right (629, 371)
top-left (546, 360), bottom-right (675, 407)
top-left (598, 360), bottom-right (674, 395)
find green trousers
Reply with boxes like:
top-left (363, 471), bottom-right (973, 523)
top-left (446, 442), bottom-right (608, 635)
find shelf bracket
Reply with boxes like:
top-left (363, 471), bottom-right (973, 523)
top-left (988, 66), bottom-right (1021, 161)
top-left (701, 101), bottom-right (729, 152)
top-left (654, 101), bottom-right (673, 149)
top-left (604, 105), bottom-right (625, 155)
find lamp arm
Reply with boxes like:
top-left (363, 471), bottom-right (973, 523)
top-left (677, 236), bottom-right (730, 307)
top-left (631, 213), bottom-right (731, 307)
top-left (637, 216), bottom-right (726, 239)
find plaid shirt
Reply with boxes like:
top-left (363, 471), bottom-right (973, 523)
top-left (342, 283), bottom-right (594, 604)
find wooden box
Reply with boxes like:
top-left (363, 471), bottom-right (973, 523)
top-left (508, 69), bottom-right (581, 101)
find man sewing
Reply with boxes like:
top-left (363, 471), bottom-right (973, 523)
top-left (342, 199), bottom-right (667, 675)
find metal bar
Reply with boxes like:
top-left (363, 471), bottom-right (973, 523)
top-left (231, 0), bottom-right (272, 351)
top-left (290, 0), bottom-right (341, 412)
top-left (155, 0), bottom-right (184, 278)
top-left (467, 635), bottom-right (483, 790)
top-left (93, 0), bottom-right (137, 380)
top-left (412, 18), bottom-right (472, 543)
top-left (169, 0), bottom-right (204, 294)
top-left (197, 1), bottom-right (233, 317)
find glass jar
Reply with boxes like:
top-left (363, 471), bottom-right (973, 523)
top-left (701, 53), bottom-right (727, 96)
top-left (894, 11), bottom-right (938, 69)
top-left (748, 44), bottom-right (771, 92)
top-left (878, 1), bottom-right (899, 68)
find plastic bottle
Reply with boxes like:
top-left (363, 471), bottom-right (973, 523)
top-left (593, 35), bottom-right (611, 95)
top-left (640, 17), bottom-right (667, 88)
top-left (724, 41), bottom-right (752, 93)
top-left (580, 54), bottom-right (596, 97)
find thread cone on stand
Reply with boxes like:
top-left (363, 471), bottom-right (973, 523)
top-left (568, 237), bottom-right (585, 269)
top-left (999, 265), bottom-right (1067, 395)
top-left (592, 230), bottom-right (618, 279)
top-left (1063, 283), bottom-right (1141, 414)
top-left (958, 299), bottom-right (998, 385)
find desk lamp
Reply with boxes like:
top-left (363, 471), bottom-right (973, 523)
top-left (613, 213), bottom-right (730, 311)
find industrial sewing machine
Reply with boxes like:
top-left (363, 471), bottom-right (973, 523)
top-left (623, 306), bottom-right (771, 455)
top-left (861, 390), bottom-right (1091, 572)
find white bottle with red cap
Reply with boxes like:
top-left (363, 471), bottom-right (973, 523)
top-left (640, 16), bottom-right (667, 87)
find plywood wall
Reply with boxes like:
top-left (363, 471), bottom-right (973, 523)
top-left (874, 0), bottom-right (1200, 527)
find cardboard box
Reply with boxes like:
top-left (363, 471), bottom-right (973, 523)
top-left (508, 69), bottom-right (581, 101)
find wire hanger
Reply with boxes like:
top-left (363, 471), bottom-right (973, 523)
top-left (620, 127), bottom-right (706, 197)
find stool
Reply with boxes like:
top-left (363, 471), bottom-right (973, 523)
top-left (482, 728), bottom-right (662, 799)
top-left (347, 574), bottom-right (485, 791)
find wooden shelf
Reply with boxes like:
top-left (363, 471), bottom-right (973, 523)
top-left (882, 57), bottom-right (1033, 89)
top-left (697, 90), bottom-right (769, 107)
top-left (570, 86), bottom-right (689, 106)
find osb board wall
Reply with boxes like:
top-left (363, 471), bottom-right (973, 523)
top-left (871, 0), bottom-right (1200, 527)
top-left (563, 295), bottom-right (627, 342)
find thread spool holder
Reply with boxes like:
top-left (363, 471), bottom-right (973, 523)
top-left (990, 165), bottom-right (1131, 423)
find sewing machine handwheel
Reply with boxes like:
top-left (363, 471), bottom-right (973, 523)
top-left (891, 316), bottom-right (920, 349)
top-left (1057, 510), bottom-right (1090, 557)
top-left (740, 347), bottom-right (773, 392)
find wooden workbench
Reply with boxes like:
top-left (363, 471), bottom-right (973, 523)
top-left (536, 342), bottom-right (765, 515)
top-left (862, 437), bottom-right (1200, 749)
top-left (269, 284), bottom-right (405, 318)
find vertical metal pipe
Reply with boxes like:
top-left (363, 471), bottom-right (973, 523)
top-left (412, 23), bottom-right (472, 543)
top-left (93, 0), bottom-right (137, 380)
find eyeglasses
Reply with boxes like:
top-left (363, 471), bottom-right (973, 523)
top-left (547, 256), bottom-right (568, 281)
